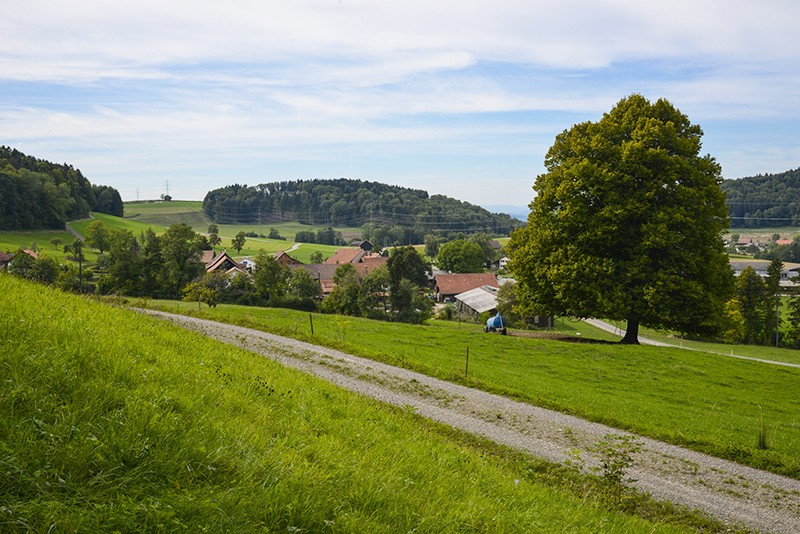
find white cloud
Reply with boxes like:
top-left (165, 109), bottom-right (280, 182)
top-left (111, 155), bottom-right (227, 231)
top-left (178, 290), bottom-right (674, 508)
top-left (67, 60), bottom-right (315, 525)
top-left (2, 1), bottom-right (800, 205)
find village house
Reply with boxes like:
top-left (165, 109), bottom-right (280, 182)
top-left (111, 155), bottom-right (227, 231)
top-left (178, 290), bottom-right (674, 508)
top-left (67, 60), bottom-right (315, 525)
top-left (730, 260), bottom-right (800, 286)
top-left (205, 250), bottom-right (248, 276)
top-left (434, 272), bottom-right (499, 302)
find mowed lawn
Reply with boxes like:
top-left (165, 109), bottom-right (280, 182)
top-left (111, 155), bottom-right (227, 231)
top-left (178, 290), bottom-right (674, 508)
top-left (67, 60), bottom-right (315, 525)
top-left (141, 300), bottom-right (800, 479)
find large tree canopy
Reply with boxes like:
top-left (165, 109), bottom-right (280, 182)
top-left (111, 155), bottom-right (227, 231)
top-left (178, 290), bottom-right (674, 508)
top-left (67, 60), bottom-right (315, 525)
top-left (509, 95), bottom-right (733, 343)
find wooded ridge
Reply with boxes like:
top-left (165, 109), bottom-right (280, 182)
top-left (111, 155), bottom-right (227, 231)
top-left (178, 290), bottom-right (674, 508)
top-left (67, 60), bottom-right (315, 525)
top-left (202, 179), bottom-right (522, 236)
top-left (0, 146), bottom-right (123, 230)
top-left (722, 167), bottom-right (800, 227)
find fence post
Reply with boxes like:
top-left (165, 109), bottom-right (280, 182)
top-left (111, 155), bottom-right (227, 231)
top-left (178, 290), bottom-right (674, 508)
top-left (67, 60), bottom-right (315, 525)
top-left (309, 313), bottom-right (314, 335)
top-left (465, 346), bottom-right (469, 377)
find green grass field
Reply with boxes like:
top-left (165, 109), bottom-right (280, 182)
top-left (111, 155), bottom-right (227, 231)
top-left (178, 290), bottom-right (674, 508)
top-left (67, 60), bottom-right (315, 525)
top-left (138, 299), bottom-right (800, 479)
top-left (1, 274), bottom-right (710, 532)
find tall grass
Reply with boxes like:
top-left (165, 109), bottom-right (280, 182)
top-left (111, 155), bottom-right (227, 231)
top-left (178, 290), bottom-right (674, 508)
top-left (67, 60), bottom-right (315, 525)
top-left (0, 275), bottom-right (698, 532)
top-left (141, 299), bottom-right (800, 479)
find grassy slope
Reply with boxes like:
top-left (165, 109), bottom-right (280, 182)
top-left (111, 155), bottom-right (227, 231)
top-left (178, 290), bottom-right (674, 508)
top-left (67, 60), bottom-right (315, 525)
top-left (0, 275), bottom-right (697, 533)
top-left (140, 300), bottom-right (800, 479)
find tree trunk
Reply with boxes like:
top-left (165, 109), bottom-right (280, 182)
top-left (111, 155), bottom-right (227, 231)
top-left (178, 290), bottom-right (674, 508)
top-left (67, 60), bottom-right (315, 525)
top-left (620, 318), bottom-right (640, 344)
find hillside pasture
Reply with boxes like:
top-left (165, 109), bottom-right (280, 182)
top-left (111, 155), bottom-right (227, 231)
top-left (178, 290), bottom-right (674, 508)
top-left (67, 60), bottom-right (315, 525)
top-left (0, 275), bottom-right (698, 533)
top-left (139, 300), bottom-right (800, 479)
top-left (0, 228), bottom-right (100, 264)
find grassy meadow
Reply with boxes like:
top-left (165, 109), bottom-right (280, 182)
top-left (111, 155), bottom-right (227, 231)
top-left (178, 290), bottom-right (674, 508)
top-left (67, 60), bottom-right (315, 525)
top-left (138, 299), bottom-right (800, 479)
top-left (0, 274), bottom-right (710, 532)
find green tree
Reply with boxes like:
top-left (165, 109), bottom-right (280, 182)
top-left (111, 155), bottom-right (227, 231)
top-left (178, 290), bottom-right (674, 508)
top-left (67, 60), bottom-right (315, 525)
top-left (183, 270), bottom-right (229, 308)
top-left (359, 266), bottom-right (390, 319)
top-left (7, 250), bottom-right (59, 284)
top-left (208, 232), bottom-right (221, 250)
top-left (310, 250), bottom-right (324, 264)
top-left (765, 258), bottom-right (784, 347)
top-left (288, 267), bottom-right (322, 303)
top-left (98, 229), bottom-right (142, 295)
top-left (63, 239), bottom-right (86, 291)
top-left (159, 223), bottom-right (203, 299)
top-left (231, 231), bottom-right (246, 254)
top-left (322, 263), bottom-right (361, 316)
top-left (437, 239), bottom-right (485, 273)
top-left (424, 234), bottom-right (445, 258)
top-left (139, 228), bottom-right (162, 296)
top-left (253, 252), bottom-right (289, 303)
top-left (783, 278), bottom-right (800, 348)
top-left (208, 224), bottom-right (219, 235)
top-left (49, 237), bottom-right (62, 250)
top-left (85, 220), bottom-right (110, 253)
top-left (508, 94), bottom-right (733, 344)
top-left (735, 267), bottom-right (768, 345)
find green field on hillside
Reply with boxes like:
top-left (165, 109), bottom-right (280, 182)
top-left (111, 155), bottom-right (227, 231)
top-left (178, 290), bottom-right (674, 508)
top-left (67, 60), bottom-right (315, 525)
top-left (1, 275), bottom-right (707, 532)
top-left (0, 228), bottom-right (101, 264)
top-left (139, 299), bottom-right (800, 479)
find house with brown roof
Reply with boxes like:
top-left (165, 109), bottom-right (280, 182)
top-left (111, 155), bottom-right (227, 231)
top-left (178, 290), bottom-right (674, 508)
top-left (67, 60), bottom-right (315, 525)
top-left (205, 251), bottom-right (247, 275)
top-left (274, 250), bottom-right (302, 267)
top-left (291, 260), bottom-right (387, 296)
top-left (434, 272), bottom-right (499, 302)
top-left (325, 247), bottom-right (367, 265)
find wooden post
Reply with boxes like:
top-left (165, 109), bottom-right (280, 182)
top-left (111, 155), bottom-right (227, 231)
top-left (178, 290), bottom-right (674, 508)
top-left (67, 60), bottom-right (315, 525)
top-left (309, 313), bottom-right (314, 335)
top-left (465, 346), bottom-right (469, 377)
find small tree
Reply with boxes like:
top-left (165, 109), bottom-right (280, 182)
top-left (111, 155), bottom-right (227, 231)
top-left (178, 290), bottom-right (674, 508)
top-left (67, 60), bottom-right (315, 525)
top-left (736, 267), bottom-right (768, 344)
top-left (310, 250), bottom-right (324, 264)
top-left (231, 231), bottom-right (246, 254)
top-left (85, 220), bottom-right (110, 253)
top-left (63, 239), bottom-right (85, 291)
top-left (253, 252), bottom-right (289, 303)
top-left (765, 257), bottom-right (784, 347)
top-left (437, 239), bottom-right (484, 273)
top-left (322, 263), bottom-right (361, 316)
top-left (183, 271), bottom-right (229, 308)
top-left (49, 237), bottom-right (62, 250)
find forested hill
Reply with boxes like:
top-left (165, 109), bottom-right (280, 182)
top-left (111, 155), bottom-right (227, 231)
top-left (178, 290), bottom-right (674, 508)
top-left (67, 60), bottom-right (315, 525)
top-left (0, 146), bottom-right (123, 230)
top-left (722, 167), bottom-right (800, 227)
top-left (203, 179), bottom-right (522, 235)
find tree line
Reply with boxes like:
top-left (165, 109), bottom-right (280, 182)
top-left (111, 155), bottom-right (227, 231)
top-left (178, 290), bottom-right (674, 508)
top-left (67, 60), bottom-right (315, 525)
top-left (722, 167), bottom-right (800, 227)
top-left (5, 221), bottom-right (435, 324)
top-left (0, 146), bottom-right (123, 230)
top-left (202, 178), bottom-right (521, 237)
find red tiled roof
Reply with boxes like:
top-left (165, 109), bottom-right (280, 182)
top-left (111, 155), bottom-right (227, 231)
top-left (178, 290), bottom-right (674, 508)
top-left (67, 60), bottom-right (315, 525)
top-left (435, 273), bottom-right (498, 296)
top-left (324, 247), bottom-right (365, 265)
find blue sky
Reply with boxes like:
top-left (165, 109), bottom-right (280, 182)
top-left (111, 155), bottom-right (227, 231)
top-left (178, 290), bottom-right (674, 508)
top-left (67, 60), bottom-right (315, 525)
top-left (2, 1), bottom-right (799, 211)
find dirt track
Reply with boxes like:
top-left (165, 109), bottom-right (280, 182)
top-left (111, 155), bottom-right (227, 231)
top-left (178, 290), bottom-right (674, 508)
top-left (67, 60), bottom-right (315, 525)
top-left (141, 309), bottom-right (800, 533)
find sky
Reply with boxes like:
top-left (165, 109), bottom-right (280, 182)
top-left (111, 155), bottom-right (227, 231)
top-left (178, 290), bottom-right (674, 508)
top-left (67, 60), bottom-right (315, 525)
top-left (2, 1), bottom-right (800, 212)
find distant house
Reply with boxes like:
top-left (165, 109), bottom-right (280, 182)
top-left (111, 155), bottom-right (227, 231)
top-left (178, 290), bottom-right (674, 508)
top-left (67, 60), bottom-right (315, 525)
top-left (240, 257), bottom-right (257, 271)
top-left (274, 251), bottom-right (302, 268)
top-left (730, 260), bottom-right (800, 286)
top-left (349, 239), bottom-right (375, 251)
top-left (22, 249), bottom-right (39, 260)
top-left (292, 260), bottom-right (387, 296)
top-left (497, 256), bottom-right (510, 270)
top-left (435, 273), bottom-right (499, 302)
top-left (325, 247), bottom-right (366, 265)
top-left (205, 251), bottom-right (247, 275)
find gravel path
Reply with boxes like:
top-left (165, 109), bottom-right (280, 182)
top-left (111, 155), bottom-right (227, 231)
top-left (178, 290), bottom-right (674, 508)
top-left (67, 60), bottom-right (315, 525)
top-left (141, 309), bottom-right (800, 533)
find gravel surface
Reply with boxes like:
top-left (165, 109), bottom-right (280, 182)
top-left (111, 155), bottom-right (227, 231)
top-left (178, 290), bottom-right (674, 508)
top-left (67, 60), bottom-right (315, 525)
top-left (141, 309), bottom-right (800, 533)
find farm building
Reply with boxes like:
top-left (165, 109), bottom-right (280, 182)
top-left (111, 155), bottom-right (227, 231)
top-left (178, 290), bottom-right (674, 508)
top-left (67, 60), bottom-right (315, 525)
top-left (434, 272), bottom-right (499, 302)
top-left (454, 285), bottom-right (499, 316)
